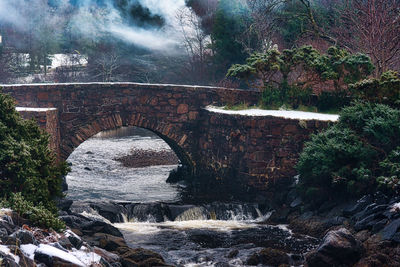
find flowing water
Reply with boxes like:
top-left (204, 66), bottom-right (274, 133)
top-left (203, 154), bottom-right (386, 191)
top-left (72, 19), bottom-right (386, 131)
top-left (66, 127), bottom-right (319, 266)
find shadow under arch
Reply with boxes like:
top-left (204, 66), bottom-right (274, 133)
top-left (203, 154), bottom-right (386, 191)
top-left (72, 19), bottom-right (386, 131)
top-left (60, 113), bottom-right (195, 176)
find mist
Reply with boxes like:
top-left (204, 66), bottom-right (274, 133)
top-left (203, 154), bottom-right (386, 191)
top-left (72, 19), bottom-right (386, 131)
top-left (0, 0), bottom-right (187, 52)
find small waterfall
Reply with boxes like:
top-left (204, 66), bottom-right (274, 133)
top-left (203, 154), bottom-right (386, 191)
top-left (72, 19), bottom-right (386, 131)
top-left (174, 207), bottom-right (209, 221)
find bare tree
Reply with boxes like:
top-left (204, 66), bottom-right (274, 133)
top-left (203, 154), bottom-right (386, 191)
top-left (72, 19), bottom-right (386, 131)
top-left (338, 0), bottom-right (400, 76)
top-left (89, 51), bottom-right (120, 82)
top-left (238, 0), bottom-right (283, 54)
top-left (176, 7), bottom-right (211, 83)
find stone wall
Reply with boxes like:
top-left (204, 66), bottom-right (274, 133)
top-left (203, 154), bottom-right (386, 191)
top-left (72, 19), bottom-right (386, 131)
top-left (17, 108), bottom-right (61, 158)
top-left (198, 110), bottom-right (332, 191)
top-left (5, 83), bottom-right (332, 192)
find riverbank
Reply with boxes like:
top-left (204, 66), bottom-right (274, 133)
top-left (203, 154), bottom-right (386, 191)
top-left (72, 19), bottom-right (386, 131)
top-left (0, 205), bottom-right (172, 267)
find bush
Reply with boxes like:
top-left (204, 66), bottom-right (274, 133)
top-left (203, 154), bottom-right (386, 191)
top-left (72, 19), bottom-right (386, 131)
top-left (350, 70), bottom-right (400, 107)
top-left (0, 91), bottom-right (69, 211)
top-left (297, 102), bottom-right (400, 201)
top-left (2, 193), bottom-right (65, 231)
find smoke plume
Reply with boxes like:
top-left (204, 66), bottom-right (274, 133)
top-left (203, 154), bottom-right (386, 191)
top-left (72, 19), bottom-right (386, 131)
top-left (0, 0), bottom-right (187, 52)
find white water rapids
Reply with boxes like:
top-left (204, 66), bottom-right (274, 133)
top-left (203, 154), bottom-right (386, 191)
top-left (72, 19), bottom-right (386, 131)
top-left (66, 127), bottom-right (319, 266)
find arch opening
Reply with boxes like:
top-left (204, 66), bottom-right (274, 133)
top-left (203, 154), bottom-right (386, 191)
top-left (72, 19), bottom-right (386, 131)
top-left (65, 126), bottom-right (190, 203)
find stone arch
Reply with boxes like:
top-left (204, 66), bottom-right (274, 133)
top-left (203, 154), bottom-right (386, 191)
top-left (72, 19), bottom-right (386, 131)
top-left (59, 113), bottom-right (195, 174)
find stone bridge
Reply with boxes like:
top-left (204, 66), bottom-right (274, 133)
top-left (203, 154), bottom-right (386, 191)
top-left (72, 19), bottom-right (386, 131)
top-left (3, 83), bottom-right (333, 192)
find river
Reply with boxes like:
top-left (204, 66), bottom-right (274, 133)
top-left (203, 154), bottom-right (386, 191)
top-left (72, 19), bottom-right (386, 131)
top-left (66, 127), bottom-right (318, 266)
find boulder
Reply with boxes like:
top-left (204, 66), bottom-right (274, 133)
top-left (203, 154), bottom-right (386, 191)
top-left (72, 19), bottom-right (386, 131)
top-left (96, 234), bottom-right (127, 252)
top-left (81, 220), bottom-right (123, 237)
top-left (343, 195), bottom-right (373, 217)
top-left (246, 248), bottom-right (290, 266)
top-left (90, 203), bottom-right (128, 223)
top-left (10, 230), bottom-right (37, 245)
top-left (121, 248), bottom-right (164, 264)
top-left (306, 228), bottom-right (364, 267)
top-left (380, 218), bottom-right (400, 241)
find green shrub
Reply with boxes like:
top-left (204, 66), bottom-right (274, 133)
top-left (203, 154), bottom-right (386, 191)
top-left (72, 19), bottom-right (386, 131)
top-left (350, 71), bottom-right (400, 107)
top-left (297, 102), bottom-right (400, 201)
top-left (0, 91), bottom-right (69, 211)
top-left (2, 193), bottom-right (65, 231)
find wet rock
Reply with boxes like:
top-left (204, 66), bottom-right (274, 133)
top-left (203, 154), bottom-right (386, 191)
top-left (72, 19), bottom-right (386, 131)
top-left (246, 248), bottom-right (290, 266)
top-left (343, 195), bottom-right (373, 217)
top-left (268, 207), bottom-right (290, 224)
top-left (81, 220), bottom-right (123, 237)
top-left (380, 218), bottom-right (400, 241)
top-left (0, 251), bottom-right (19, 267)
top-left (59, 214), bottom-right (91, 229)
top-left (187, 229), bottom-right (227, 248)
top-left (305, 228), bottom-right (364, 267)
top-left (67, 233), bottom-right (83, 250)
top-left (323, 216), bottom-right (346, 228)
top-left (227, 249), bottom-right (239, 258)
top-left (10, 230), bottom-right (37, 245)
top-left (121, 248), bottom-right (164, 265)
top-left (355, 230), bottom-right (371, 242)
top-left (96, 234), bottom-right (127, 252)
top-left (84, 167), bottom-right (92, 171)
top-left (372, 219), bottom-right (388, 233)
top-left (58, 236), bottom-right (73, 250)
top-left (127, 203), bottom-right (169, 223)
top-left (57, 199), bottom-right (73, 212)
top-left (93, 247), bottom-right (120, 263)
top-left (90, 203), bottom-right (128, 223)
top-left (290, 197), bottom-right (302, 208)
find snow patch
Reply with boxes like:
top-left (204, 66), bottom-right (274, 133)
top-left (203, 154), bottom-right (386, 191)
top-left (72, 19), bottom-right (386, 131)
top-left (0, 245), bottom-right (20, 263)
top-left (70, 249), bottom-right (101, 265)
top-left (391, 202), bottom-right (400, 212)
top-left (35, 244), bottom-right (85, 267)
top-left (206, 106), bottom-right (339, 121)
top-left (16, 107), bottom-right (57, 112)
top-left (20, 244), bottom-right (37, 260)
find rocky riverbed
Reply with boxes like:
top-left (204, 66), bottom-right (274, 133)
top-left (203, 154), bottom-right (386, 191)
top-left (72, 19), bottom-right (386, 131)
top-left (114, 149), bottom-right (179, 168)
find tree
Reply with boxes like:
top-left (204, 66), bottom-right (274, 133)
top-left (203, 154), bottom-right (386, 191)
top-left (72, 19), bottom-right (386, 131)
top-left (176, 7), bottom-right (211, 84)
top-left (338, 0), bottom-right (400, 76)
top-left (0, 92), bottom-right (68, 210)
top-left (297, 102), bottom-right (400, 202)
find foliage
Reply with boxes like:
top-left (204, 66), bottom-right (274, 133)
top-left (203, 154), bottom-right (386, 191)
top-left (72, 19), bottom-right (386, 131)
top-left (227, 45), bottom-right (373, 110)
top-left (297, 102), bottom-right (400, 201)
top-left (1, 193), bottom-right (65, 231)
top-left (350, 71), bottom-right (400, 107)
top-left (0, 91), bottom-right (69, 211)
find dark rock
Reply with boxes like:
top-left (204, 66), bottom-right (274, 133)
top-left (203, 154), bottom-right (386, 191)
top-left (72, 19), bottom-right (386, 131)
top-left (305, 228), bottom-right (364, 267)
top-left (138, 257), bottom-right (172, 266)
top-left (62, 175), bottom-right (68, 192)
top-left (127, 203), bottom-right (170, 222)
top-left (323, 216), bottom-right (346, 228)
top-left (354, 214), bottom-right (380, 231)
top-left (51, 242), bottom-right (69, 252)
top-left (0, 251), bottom-right (19, 267)
top-left (299, 211), bottom-right (314, 220)
top-left (10, 230), bottom-right (37, 245)
top-left (268, 207), bottom-right (290, 224)
top-left (67, 233), bottom-right (83, 250)
top-left (380, 218), bottom-right (400, 241)
top-left (122, 248), bottom-right (164, 264)
top-left (58, 236), bottom-right (73, 250)
top-left (57, 199), bottom-right (73, 212)
top-left (318, 201), bottom-right (339, 214)
top-left (84, 167), bottom-right (92, 171)
top-left (290, 197), bottom-right (302, 208)
top-left (246, 248), bottom-right (290, 266)
top-left (374, 191), bottom-right (389, 205)
top-left (372, 219), bottom-right (388, 233)
top-left (355, 230), bottom-right (371, 242)
top-left (96, 234), bottom-right (127, 251)
top-left (59, 214), bottom-right (91, 229)
top-left (227, 249), bottom-right (239, 258)
top-left (90, 203), bottom-right (128, 223)
top-left (343, 195), bottom-right (373, 217)
top-left (94, 247), bottom-right (120, 263)
top-left (392, 232), bottom-right (400, 243)
top-left (81, 220), bottom-right (123, 237)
